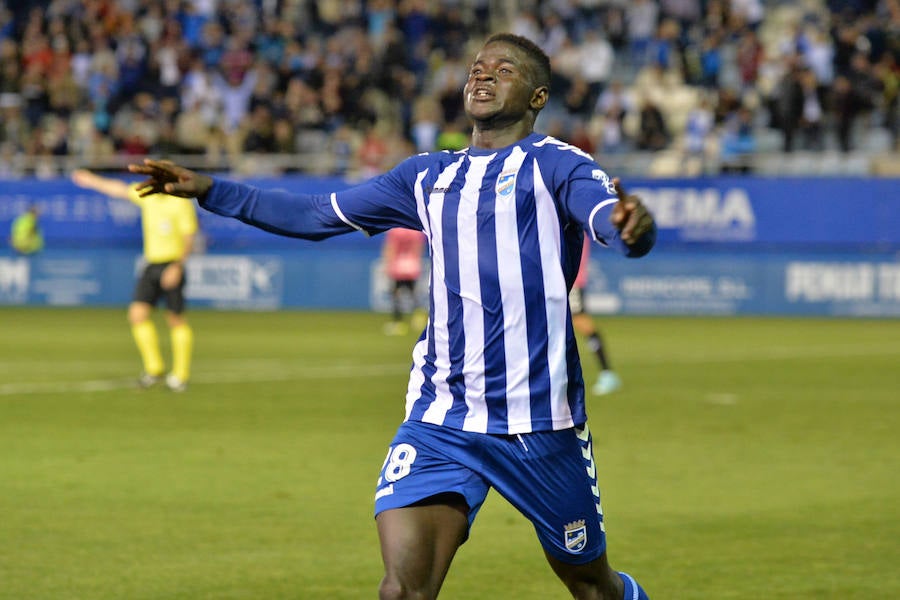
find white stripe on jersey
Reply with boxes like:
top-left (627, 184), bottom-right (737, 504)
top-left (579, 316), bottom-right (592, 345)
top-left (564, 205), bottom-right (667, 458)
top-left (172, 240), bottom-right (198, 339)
top-left (405, 169), bottom-right (432, 423)
top-left (413, 170), bottom-right (431, 240)
top-left (405, 335), bottom-right (429, 422)
top-left (420, 157), bottom-right (465, 426)
top-left (533, 160), bottom-right (573, 426)
top-left (330, 192), bottom-right (365, 233)
top-left (588, 198), bottom-right (618, 245)
top-left (496, 146), bottom-right (532, 431)
top-left (459, 155), bottom-right (491, 433)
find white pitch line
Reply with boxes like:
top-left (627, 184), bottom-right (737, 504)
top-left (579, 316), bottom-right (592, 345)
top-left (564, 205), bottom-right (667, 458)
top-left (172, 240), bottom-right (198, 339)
top-left (0, 341), bottom-right (897, 376)
top-left (1, 341), bottom-right (898, 397)
top-left (0, 363), bottom-right (411, 396)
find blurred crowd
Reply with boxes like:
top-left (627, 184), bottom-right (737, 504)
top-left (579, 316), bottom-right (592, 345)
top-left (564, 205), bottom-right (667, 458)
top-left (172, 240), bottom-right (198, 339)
top-left (0, 0), bottom-right (897, 178)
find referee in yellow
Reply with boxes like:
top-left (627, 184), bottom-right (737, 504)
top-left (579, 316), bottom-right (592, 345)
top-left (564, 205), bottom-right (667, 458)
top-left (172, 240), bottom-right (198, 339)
top-left (72, 169), bottom-right (197, 392)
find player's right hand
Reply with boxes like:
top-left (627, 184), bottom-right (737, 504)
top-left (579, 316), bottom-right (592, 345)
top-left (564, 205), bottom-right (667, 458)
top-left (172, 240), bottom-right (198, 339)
top-left (128, 159), bottom-right (214, 199)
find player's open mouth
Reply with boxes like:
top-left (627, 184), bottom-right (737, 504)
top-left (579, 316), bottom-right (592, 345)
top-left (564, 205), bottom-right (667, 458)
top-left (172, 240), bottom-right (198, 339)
top-left (472, 88), bottom-right (494, 99)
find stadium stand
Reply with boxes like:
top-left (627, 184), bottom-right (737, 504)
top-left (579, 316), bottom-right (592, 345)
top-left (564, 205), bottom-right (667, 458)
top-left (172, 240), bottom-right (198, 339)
top-left (0, 0), bottom-right (896, 178)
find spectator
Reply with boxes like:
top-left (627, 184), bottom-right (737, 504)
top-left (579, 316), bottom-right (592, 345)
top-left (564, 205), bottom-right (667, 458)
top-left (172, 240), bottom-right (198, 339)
top-left (272, 118), bottom-right (296, 154)
top-left (174, 98), bottom-right (213, 154)
top-left (0, 0), bottom-right (896, 178)
top-left (410, 95), bottom-right (441, 153)
top-left (577, 29), bottom-right (615, 105)
top-left (636, 96), bottom-right (671, 150)
top-left (563, 75), bottom-right (596, 120)
top-left (69, 38), bottom-right (93, 90)
top-left (831, 74), bottom-right (871, 152)
top-left (801, 25), bottom-right (834, 88)
top-left (699, 32), bottom-right (723, 88)
top-left (355, 119), bottom-right (390, 178)
top-left (720, 105), bottom-right (757, 173)
top-left (216, 63), bottom-right (259, 133)
top-left (798, 68), bottom-right (826, 150)
top-left (729, 0), bottom-right (765, 30)
top-left (240, 104), bottom-right (277, 154)
top-left (736, 28), bottom-right (764, 92)
top-left (181, 58), bottom-right (223, 128)
top-left (626, 0), bottom-right (660, 66)
top-left (647, 18), bottom-right (683, 72)
top-left (872, 52), bottom-right (899, 149)
top-left (540, 11), bottom-right (570, 59)
top-left (684, 94), bottom-right (715, 162)
top-left (774, 58), bottom-right (804, 152)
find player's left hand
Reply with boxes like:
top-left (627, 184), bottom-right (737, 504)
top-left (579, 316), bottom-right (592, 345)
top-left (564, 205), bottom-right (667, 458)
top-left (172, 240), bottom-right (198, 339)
top-left (609, 178), bottom-right (654, 245)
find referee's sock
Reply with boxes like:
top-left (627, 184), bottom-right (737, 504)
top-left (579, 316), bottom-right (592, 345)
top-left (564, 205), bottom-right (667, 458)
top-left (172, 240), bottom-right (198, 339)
top-left (131, 320), bottom-right (164, 376)
top-left (618, 571), bottom-right (650, 600)
top-left (170, 323), bottom-right (193, 382)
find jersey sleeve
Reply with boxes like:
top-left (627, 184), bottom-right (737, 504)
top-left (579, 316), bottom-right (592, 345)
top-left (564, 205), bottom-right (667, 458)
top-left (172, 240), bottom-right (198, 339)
top-left (199, 157), bottom-right (423, 241)
top-left (556, 156), bottom-right (655, 258)
top-left (331, 156), bottom-right (423, 234)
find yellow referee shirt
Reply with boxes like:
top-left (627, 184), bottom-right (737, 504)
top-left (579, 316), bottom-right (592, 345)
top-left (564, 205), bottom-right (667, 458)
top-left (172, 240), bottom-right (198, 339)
top-left (126, 185), bottom-right (198, 264)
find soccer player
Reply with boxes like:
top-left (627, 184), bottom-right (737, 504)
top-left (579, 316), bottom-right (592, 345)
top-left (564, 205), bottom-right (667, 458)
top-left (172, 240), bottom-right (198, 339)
top-left (381, 227), bottom-right (427, 336)
top-left (129, 33), bottom-right (655, 600)
top-left (571, 233), bottom-right (622, 395)
top-left (9, 204), bottom-right (44, 255)
top-left (71, 169), bottom-right (197, 392)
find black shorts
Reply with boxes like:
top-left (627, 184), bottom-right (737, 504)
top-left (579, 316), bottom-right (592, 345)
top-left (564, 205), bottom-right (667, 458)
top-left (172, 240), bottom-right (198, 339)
top-left (133, 262), bottom-right (187, 314)
top-left (393, 279), bottom-right (416, 293)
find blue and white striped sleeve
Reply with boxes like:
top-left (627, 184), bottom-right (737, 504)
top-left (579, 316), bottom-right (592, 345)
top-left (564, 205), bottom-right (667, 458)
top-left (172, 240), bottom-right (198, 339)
top-left (199, 159), bottom-right (423, 240)
top-left (331, 156), bottom-right (424, 235)
top-left (560, 161), bottom-right (655, 258)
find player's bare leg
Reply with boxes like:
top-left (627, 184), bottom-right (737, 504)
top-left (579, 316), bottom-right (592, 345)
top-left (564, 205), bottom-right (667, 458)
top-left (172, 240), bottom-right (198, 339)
top-left (376, 494), bottom-right (469, 600)
top-left (127, 300), bottom-right (152, 326)
top-left (544, 551), bottom-right (623, 600)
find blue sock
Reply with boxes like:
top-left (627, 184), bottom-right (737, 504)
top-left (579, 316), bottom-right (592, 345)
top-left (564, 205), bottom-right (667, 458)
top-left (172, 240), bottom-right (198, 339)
top-left (618, 571), bottom-right (650, 600)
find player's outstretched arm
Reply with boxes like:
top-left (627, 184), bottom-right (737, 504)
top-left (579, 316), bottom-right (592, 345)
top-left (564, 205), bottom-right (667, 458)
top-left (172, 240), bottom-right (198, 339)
top-left (71, 169), bottom-right (132, 200)
top-left (128, 159), bottom-right (213, 199)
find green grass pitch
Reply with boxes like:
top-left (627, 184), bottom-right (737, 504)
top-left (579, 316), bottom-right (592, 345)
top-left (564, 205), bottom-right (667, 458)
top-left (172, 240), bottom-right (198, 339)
top-left (1, 307), bottom-right (898, 599)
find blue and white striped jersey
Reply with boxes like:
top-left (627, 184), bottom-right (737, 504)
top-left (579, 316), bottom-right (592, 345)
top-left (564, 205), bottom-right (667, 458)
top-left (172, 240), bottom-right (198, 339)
top-left (201, 132), bottom-right (655, 435)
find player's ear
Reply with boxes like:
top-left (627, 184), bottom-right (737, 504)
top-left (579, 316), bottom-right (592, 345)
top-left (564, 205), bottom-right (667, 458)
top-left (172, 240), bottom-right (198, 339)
top-left (530, 85), bottom-right (549, 111)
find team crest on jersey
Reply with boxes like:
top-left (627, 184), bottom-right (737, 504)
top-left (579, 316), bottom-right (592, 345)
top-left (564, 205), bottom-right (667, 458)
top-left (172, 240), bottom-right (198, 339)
top-left (564, 519), bottom-right (587, 553)
top-left (496, 171), bottom-right (517, 197)
top-left (591, 169), bottom-right (616, 195)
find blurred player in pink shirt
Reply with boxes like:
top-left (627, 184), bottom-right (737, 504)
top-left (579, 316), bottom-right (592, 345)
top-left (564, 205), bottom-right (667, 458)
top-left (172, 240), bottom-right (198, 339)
top-left (382, 227), bottom-right (427, 335)
top-left (570, 234), bottom-right (621, 394)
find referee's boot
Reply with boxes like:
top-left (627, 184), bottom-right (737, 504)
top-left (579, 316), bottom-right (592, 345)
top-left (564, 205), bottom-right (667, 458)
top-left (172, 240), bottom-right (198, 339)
top-left (137, 372), bottom-right (162, 389)
top-left (165, 373), bottom-right (188, 393)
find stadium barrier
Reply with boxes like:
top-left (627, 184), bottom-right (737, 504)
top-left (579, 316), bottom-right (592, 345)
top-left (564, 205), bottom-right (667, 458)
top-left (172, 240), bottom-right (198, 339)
top-left (1, 176), bottom-right (898, 317)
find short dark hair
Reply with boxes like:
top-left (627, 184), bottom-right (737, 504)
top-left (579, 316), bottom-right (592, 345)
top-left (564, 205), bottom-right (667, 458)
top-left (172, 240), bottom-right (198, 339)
top-left (484, 32), bottom-right (551, 91)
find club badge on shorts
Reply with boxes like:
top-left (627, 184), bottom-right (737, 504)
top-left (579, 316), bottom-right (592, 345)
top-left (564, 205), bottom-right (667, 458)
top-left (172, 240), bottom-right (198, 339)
top-left (564, 519), bottom-right (587, 553)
